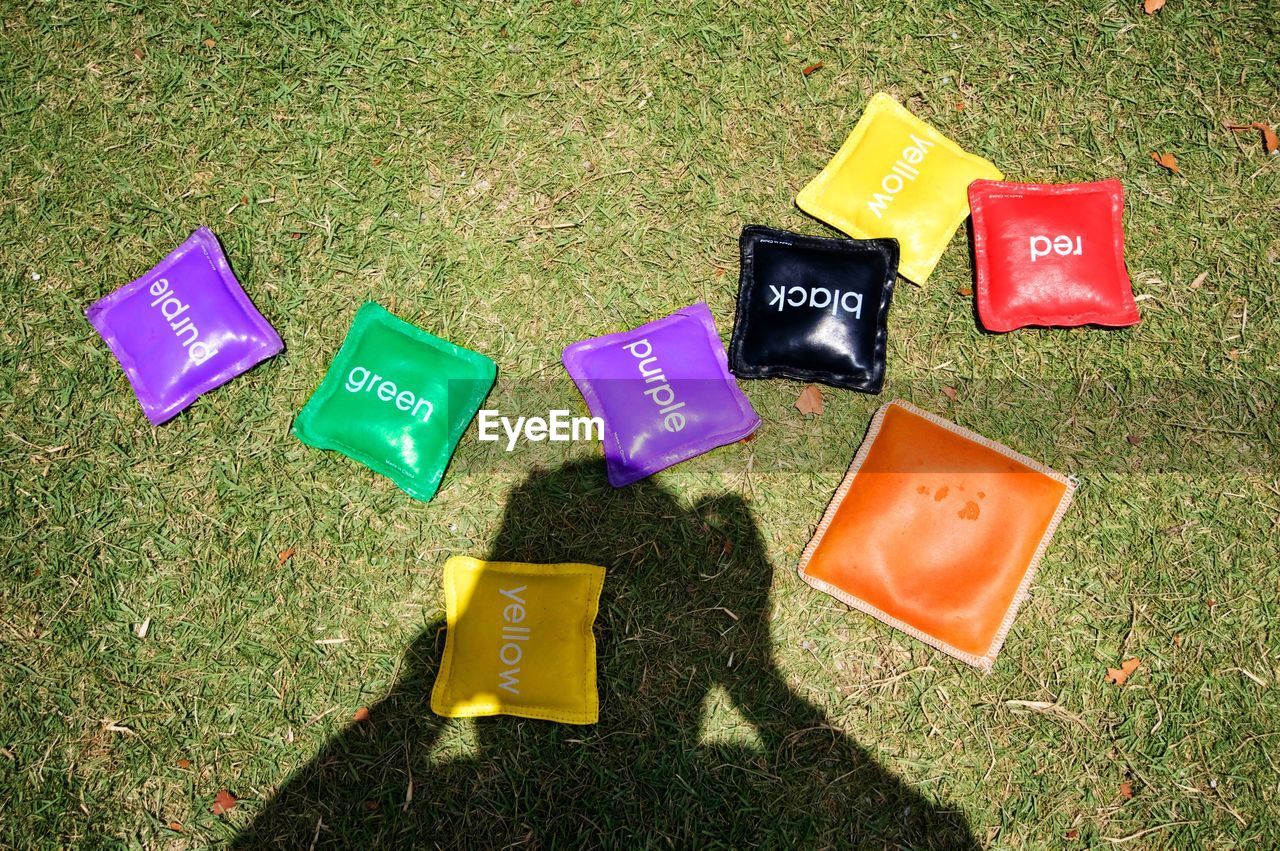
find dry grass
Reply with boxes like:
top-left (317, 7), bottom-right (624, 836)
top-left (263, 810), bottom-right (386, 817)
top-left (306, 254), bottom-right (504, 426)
top-left (1, 0), bottom-right (1277, 847)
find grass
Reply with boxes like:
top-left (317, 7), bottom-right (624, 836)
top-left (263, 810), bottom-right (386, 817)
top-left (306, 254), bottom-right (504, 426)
top-left (1, 0), bottom-right (1277, 847)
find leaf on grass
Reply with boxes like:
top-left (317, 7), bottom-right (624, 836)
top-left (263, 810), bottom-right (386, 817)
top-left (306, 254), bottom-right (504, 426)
top-left (167, 821), bottom-right (182, 831)
top-left (133, 47), bottom-right (144, 61)
top-left (956, 287), bottom-right (973, 297)
top-left (802, 61), bottom-right (823, 76)
top-left (1106, 657), bottom-right (1141, 685)
top-left (1120, 779), bottom-right (1134, 799)
top-left (176, 758), bottom-right (192, 769)
top-left (277, 546), bottom-right (296, 566)
top-left (202, 38), bottom-right (217, 48)
top-left (794, 385), bottom-right (824, 416)
top-left (1143, 0), bottom-right (1165, 13)
top-left (941, 386), bottom-right (958, 401)
top-left (353, 706), bottom-right (371, 723)
top-left (1065, 828), bottom-right (1080, 840)
top-left (1126, 434), bottom-right (1142, 446)
top-left (1150, 151), bottom-right (1180, 174)
top-left (1226, 122), bottom-right (1279, 154)
top-left (1189, 271), bottom-right (1207, 290)
top-left (211, 789), bottom-right (237, 815)
top-left (1255, 122), bottom-right (1279, 154)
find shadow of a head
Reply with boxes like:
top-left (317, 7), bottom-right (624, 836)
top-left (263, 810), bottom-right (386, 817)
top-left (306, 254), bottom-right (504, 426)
top-left (235, 460), bottom-right (977, 849)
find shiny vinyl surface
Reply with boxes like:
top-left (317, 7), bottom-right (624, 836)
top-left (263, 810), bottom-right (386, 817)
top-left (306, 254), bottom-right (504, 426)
top-left (292, 302), bottom-right (496, 503)
top-left (799, 401), bottom-right (1074, 669)
top-left (969, 178), bottom-right (1141, 332)
top-left (796, 93), bottom-right (1003, 284)
top-left (562, 302), bottom-right (760, 488)
top-left (729, 225), bottom-right (898, 393)
top-left (84, 227), bottom-right (283, 424)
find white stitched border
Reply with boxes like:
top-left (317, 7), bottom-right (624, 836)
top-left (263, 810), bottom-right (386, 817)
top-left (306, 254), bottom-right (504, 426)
top-left (797, 399), bottom-right (1076, 672)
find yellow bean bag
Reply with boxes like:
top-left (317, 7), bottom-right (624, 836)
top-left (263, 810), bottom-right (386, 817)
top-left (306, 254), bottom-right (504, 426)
top-left (797, 93), bottom-right (1003, 284)
top-left (430, 556), bottom-right (605, 724)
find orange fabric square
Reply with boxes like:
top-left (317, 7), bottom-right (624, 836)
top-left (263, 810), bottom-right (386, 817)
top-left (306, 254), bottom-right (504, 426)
top-left (798, 401), bottom-right (1075, 670)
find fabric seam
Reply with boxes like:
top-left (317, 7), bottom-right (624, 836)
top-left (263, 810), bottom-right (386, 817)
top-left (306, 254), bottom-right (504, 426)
top-left (797, 95), bottom-right (1001, 283)
top-left (728, 225), bottom-right (897, 393)
top-left (431, 558), bottom-right (604, 724)
top-left (796, 399), bottom-right (1075, 671)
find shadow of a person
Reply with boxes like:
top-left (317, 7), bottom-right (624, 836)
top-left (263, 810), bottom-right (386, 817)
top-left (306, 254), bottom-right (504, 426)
top-left (236, 460), bottom-right (977, 849)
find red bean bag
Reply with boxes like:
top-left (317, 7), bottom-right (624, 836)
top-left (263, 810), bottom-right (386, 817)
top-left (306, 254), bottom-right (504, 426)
top-left (969, 179), bottom-right (1140, 332)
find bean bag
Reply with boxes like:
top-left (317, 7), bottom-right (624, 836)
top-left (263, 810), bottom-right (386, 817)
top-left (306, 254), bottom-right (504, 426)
top-left (562, 303), bottom-right (760, 487)
top-left (431, 556), bottom-right (605, 724)
top-left (292, 302), bottom-right (495, 502)
top-left (796, 93), bottom-right (1002, 284)
top-left (85, 227), bottom-right (282, 424)
top-left (798, 401), bottom-right (1075, 671)
top-left (729, 225), bottom-right (898, 393)
top-left (969, 178), bottom-right (1140, 331)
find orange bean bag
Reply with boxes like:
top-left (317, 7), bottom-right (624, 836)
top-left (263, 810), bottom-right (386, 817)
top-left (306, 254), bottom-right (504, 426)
top-left (798, 401), bottom-right (1075, 670)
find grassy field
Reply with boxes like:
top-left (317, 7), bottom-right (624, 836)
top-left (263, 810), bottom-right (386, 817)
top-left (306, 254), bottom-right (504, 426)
top-left (2, 0), bottom-right (1277, 847)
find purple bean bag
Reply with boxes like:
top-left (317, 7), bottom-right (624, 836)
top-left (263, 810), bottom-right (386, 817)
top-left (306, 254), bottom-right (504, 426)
top-left (562, 302), bottom-right (760, 487)
top-left (85, 227), bottom-right (282, 424)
